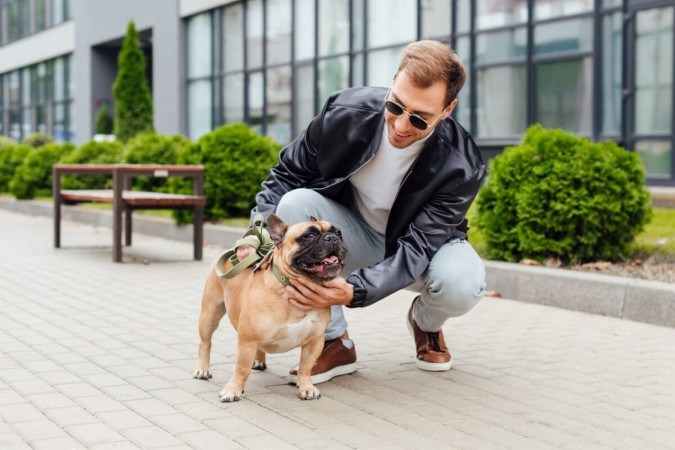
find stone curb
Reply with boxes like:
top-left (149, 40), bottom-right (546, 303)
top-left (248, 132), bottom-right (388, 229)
top-left (3, 196), bottom-right (674, 328)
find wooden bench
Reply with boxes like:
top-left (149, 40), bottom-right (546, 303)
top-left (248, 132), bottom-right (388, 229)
top-left (53, 164), bottom-right (206, 262)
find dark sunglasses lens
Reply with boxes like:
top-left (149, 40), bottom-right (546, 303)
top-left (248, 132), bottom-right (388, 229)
top-left (409, 116), bottom-right (428, 130)
top-left (385, 100), bottom-right (403, 115)
top-left (385, 100), bottom-right (428, 130)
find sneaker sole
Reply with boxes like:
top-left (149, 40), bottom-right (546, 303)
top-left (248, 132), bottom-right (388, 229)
top-left (406, 313), bottom-right (453, 372)
top-left (289, 362), bottom-right (357, 385)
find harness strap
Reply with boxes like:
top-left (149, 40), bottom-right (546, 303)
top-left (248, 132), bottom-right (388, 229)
top-left (215, 214), bottom-right (290, 286)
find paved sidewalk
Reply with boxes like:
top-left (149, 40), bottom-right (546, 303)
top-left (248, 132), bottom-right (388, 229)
top-left (1, 209), bottom-right (674, 449)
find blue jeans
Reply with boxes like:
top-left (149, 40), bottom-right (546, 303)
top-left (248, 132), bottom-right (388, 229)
top-left (276, 189), bottom-right (486, 339)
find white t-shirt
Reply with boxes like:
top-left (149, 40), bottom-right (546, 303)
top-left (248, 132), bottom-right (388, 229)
top-left (349, 125), bottom-right (432, 234)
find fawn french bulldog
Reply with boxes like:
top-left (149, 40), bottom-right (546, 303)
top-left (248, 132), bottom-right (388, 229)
top-left (193, 214), bottom-right (346, 402)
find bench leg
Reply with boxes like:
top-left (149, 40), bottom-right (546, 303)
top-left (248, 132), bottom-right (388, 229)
top-left (125, 206), bottom-right (132, 246)
top-left (194, 206), bottom-right (203, 261)
top-left (54, 195), bottom-right (61, 248)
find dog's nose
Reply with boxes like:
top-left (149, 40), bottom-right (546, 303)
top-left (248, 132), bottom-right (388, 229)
top-left (323, 234), bottom-right (338, 243)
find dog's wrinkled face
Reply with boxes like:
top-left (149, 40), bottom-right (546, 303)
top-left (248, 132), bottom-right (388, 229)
top-left (267, 214), bottom-right (347, 281)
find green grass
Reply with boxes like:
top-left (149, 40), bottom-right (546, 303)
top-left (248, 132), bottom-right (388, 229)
top-left (467, 205), bottom-right (675, 260)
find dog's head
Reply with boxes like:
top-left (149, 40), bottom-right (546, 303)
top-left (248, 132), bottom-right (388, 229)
top-left (267, 214), bottom-right (347, 282)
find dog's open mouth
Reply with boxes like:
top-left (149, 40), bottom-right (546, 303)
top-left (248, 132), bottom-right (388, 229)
top-left (299, 255), bottom-right (342, 274)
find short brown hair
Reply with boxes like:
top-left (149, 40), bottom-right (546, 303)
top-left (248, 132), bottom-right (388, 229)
top-left (395, 40), bottom-right (466, 106)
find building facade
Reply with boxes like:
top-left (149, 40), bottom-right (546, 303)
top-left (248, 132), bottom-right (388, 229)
top-left (0, 0), bottom-right (673, 185)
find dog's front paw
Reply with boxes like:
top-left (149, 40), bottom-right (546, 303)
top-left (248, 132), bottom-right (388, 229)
top-left (219, 387), bottom-right (243, 403)
top-left (252, 360), bottom-right (267, 371)
top-left (297, 385), bottom-right (321, 400)
top-left (192, 367), bottom-right (212, 380)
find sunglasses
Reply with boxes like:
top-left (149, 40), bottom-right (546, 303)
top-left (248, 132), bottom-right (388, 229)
top-left (384, 90), bottom-right (447, 131)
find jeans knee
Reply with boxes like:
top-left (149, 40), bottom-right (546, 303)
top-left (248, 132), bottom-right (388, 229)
top-left (275, 189), bottom-right (320, 223)
top-left (426, 270), bottom-right (486, 317)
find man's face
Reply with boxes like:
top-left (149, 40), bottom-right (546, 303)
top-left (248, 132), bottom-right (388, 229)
top-left (385, 71), bottom-right (457, 149)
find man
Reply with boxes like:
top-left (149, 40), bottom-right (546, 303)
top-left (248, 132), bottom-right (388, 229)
top-left (238, 40), bottom-right (486, 383)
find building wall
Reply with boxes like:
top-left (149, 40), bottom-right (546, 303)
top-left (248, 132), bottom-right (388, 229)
top-left (72, 0), bottom-right (182, 143)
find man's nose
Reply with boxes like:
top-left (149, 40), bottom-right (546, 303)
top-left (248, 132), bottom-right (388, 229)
top-left (394, 112), bottom-right (413, 131)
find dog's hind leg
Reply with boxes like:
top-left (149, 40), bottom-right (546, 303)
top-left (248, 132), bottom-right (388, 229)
top-left (220, 340), bottom-right (257, 402)
top-left (193, 271), bottom-right (226, 380)
top-left (253, 349), bottom-right (267, 370)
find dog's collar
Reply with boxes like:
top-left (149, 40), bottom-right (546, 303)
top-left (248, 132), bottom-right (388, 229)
top-left (270, 257), bottom-right (291, 287)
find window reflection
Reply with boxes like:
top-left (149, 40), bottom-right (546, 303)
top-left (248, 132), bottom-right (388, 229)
top-left (536, 58), bottom-right (593, 134)
top-left (477, 65), bottom-right (527, 138)
top-left (534, 0), bottom-right (594, 21)
top-left (266, 0), bottom-right (291, 65)
top-left (367, 0), bottom-right (416, 48)
top-left (223, 4), bottom-right (244, 72)
top-left (319, 0), bottom-right (349, 57)
top-left (534, 18), bottom-right (593, 55)
top-left (476, 0), bottom-right (528, 30)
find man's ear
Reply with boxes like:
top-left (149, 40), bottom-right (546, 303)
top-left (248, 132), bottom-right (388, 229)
top-left (267, 214), bottom-right (288, 245)
top-left (445, 98), bottom-right (458, 118)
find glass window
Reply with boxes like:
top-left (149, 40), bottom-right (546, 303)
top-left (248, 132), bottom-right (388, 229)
top-left (534, 17), bottom-right (593, 55)
top-left (53, 102), bottom-right (66, 142)
top-left (536, 57), bottom-right (593, 134)
top-left (367, 46), bottom-right (404, 88)
top-left (266, 66), bottom-right (292, 144)
top-left (602, 12), bottom-right (622, 135)
top-left (455, 37), bottom-right (471, 131)
top-left (223, 4), bottom-right (244, 72)
top-left (53, 57), bottom-right (64, 101)
top-left (634, 7), bottom-right (673, 135)
top-left (456, 0), bottom-right (471, 34)
top-left (294, 0), bottom-right (315, 61)
top-left (8, 0), bottom-right (20, 42)
top-left (352, 0), bottom-right (364, 51)
top-left (367, 0), bottom-right (416, 48)
top-left (635, 140), bottom-right (671, 178)
top-left (21, 68), bottom-right (32, 137)
top-left (247, 0), bottom-right (264, 69)
top-left (188, 80), bottom-right (212, 140)
top-left (248, 71), bottom-right (264, 134)
top-left (319, 0), bottom-right (349, 57)
top-left (476, 28), bottom-right (527, 64)
top-left (476, 0), bottom-right (528, 30)
top-left (53, 0), bottom-right (64, 25)
top-left (223, 73), bottom-right (245, 124)
top-left (187, 13), bottom-right (212, 78)
top-left (318, 56), bottom-right (349, 110)
top-left (294, 64), bottom-right (315, 133)
top-left (476, 65), bottom-right (527, 138)
top-left (36, 0), bottom-right (46, 31)
top-left (422, 0), bottom-right (451, 38)
top-left (352, 53), bottom-right (364, 87)
top-left (535, 0), bottom-right (594, 21)
top-left (602, 0), bottom-right (621, 9)
top-left (266, 0), bottom-right (291, 65)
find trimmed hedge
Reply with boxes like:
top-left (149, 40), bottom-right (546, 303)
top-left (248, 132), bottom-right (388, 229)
top-left (0, 143), bottom-right (31, 193)
top-left (123, 133), bottom-right (189, 192)
top-left (22, 132), bottom-right (54, 148)
top-left (475, 124), bottom-right (652, 264)
top-left (174, 123), bottom-right (281, 221)
top-left (60, 141), bottom-right (124, 190)
top-left (9, 143), bottom-right (75, 199)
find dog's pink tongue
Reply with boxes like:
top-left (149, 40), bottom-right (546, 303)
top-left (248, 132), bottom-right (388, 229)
top-left (322, 256), bottom-right (339, 265)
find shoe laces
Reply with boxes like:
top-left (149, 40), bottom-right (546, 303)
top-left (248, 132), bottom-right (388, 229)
top-left (426, 331), bottom-right (442, 352)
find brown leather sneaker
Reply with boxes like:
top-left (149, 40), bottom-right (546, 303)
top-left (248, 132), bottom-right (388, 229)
top-left (289, 338), bottom-right (357, 385)
top-left (407, 297), bottom-right (452, 371)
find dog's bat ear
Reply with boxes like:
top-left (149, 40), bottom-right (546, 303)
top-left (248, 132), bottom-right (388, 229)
top-left (266, 214), bottom-right (288, 245)
top-left (309, 215), bottom-right (319, 222)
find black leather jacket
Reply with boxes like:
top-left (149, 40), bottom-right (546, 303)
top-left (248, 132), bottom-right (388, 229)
top-left (253, 86), bottom-right (486, 307)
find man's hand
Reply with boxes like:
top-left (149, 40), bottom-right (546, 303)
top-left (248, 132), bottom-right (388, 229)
top-left (286, 277), bottom-right (353, 311)
top-left (235, 245), bottom-right (254, 261)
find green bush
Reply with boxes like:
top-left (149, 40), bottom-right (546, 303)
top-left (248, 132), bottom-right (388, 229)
top-left (0, 135), bottom-right (18, 147)
top-left (123, 133), bottom-right (189, 192)
top-left (59, 141), bottom-right (124, 190)
top-left (9, 143), bottom-right (75, 199)
top-left (0, 143), bottom-right (31, 193)
top-left (95, 102), bottom-right (114, 135)
top-left (113, 20), bottom-right (154, 142)
top-left (475, 124), bottom-right (651, 264)
top-left (174, 123), bottom-right (281, 222)
top-left (22, 132), bottom-right (54, 148)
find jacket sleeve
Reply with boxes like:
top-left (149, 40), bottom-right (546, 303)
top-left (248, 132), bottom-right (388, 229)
top-left (346, 165), bottom-right (485, 307)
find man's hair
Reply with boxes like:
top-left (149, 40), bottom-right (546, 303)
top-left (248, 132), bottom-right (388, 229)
top-left (395, 40), bottom-right (466, 106)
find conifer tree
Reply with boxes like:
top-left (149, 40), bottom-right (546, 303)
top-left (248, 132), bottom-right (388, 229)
top-left (113, 20), bottom-right (154, 141)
